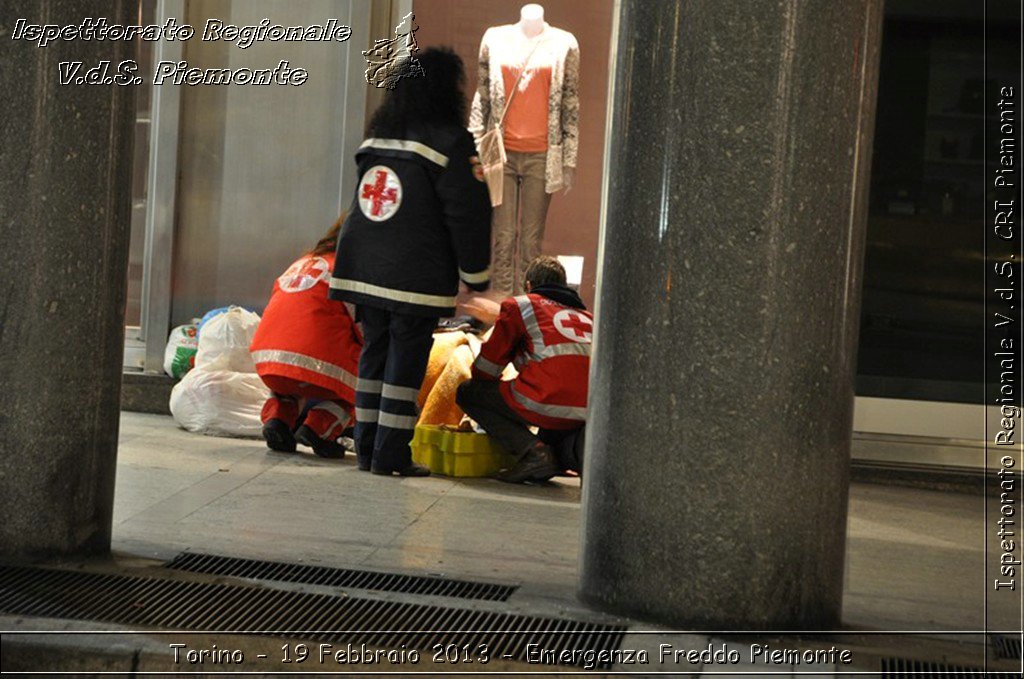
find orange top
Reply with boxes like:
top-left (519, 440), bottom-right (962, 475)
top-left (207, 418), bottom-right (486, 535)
top-left (501, 62), bottom-right (551, 153)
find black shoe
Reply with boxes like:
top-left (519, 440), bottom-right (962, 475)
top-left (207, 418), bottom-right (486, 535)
top-left (371, 461), bottom-right (431, 477)
top-left (497, 444), bottom-right (559, 484)
top-left (357, 455), bottom-right (372, 472)
top-left (263, 419), bottom-right (296, 453)
top-left (295, 425), bottom-right (347, 459)
top-left (400, 462), bottom-right (431, 477)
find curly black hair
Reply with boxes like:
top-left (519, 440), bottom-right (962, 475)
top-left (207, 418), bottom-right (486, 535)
top-left (366, 46), bottom-right (468, 137)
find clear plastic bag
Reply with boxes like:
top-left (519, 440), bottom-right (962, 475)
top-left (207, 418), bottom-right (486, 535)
top-left (194, 306), bottom-right (261, 373)
top-left (169, 368), bottom-right (269, 438)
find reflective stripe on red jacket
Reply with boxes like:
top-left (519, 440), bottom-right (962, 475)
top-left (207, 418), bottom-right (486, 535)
top-left (250, 252), bottom-right (362, 404)
top-left (471, 293), bottom-right (592, 429)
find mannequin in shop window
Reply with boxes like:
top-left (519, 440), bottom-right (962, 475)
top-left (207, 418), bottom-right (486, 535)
top-left (469, 3), bottom-right (580, 297)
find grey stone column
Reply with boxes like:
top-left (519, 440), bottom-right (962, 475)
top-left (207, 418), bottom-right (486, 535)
top-left (0, 1), bottom-right (138, 558)
top-left (580, 0), bottom-right (883, 629)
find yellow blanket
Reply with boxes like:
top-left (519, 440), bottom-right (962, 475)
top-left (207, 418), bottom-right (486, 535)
top-left (418, 343), bottom-right (474, 427)
top-left (417, 331), bottom-right (494, 427)
top-left (418, 332), bottom-right (467, 408)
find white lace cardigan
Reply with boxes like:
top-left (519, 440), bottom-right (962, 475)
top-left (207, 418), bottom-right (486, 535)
top-left (468, 23), bottom-right (580, 193)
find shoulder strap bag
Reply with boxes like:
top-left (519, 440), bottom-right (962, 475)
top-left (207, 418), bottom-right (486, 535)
top-left (477, 41), bottom-right (542, 207)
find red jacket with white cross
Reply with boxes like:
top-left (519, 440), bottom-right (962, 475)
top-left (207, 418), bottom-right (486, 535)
top-left (250, 252), bottom-right (362, 405)
top-left (472, 292), bottom-right (592, 430)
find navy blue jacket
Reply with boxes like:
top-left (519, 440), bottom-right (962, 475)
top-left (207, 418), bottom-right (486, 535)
top-left (329, 123), bottom-right (492, 316)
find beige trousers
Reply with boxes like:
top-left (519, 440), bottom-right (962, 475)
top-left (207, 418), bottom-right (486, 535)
top-left (492, 151), bottom-right (552, 297)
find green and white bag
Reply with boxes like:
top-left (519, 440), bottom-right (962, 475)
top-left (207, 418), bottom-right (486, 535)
top-left (163, 324), bottom-right (199, 378)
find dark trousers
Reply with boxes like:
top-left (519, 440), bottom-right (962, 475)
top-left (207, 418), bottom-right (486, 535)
top-left (354, 305), bottom-right (436, 471)
top-left (455, 379), bottom-right (581, 466)
top-left (456, 380), bottom-right (538, 457)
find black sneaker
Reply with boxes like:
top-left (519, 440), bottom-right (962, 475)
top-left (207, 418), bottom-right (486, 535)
top-left (295, 425), bottom-right (347, 459)
top-left (263, 419), bottom-right (296, 453)
top-left (497, 444), bottom-right (559, 484)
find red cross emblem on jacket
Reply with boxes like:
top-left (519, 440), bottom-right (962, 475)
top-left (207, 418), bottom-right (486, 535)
top-left (472, 294), bottom-right (593, 430)
top-left (553, 309), bottom-right (593, 343)
top-left (358, 165), bottom-right (402, 221)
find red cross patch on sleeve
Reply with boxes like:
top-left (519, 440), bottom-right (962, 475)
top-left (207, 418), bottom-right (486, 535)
top-left (358, 165), bottom-right (403, 221)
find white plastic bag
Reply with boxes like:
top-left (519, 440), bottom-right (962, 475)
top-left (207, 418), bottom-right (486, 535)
top-left (163, 324), bottom-right (199, 378)
top-left (194, 306), bottom-right (261, 373)
top-left (169, 368), bottom-right (270, 438)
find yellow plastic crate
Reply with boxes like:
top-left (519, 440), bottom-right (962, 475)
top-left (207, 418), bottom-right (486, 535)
top-left (411, 425), bottom-right (515, 477)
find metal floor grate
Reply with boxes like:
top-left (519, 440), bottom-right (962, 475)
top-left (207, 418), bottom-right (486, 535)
top-left (991, 633), bottom-right (1023, 661)
top-left (164, 552), bottom-right (518, 602)
top-left (0, 564), bottom-right (625, 669)
top-left (881, 656), bottom-right (1017, 678)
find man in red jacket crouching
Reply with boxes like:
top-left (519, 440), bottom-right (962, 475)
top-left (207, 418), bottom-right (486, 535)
top-left (250, 217), bottom-right (362, 458)
top-left (457, 256), bottom-right (592, 483)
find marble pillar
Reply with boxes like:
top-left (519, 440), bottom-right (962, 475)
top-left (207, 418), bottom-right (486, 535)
top-left (579, 0), bottom-right (883, 629)
top-left (0, 0), bottom-right (138, 558)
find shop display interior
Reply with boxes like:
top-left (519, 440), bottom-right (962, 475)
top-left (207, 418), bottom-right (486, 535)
top-left (857, 0), bottom-right (1018, 404)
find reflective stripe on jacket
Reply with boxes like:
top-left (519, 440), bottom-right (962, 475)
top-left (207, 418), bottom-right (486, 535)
top-left (329, 124), bottom-right (492, 317)
top-left (472, 292), bottom-right (592, 429)
top-left (250, 252), bottom-right (362, 403)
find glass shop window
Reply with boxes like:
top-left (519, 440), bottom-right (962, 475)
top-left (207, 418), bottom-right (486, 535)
top-left (858, 1), bottom-right (1018, 403)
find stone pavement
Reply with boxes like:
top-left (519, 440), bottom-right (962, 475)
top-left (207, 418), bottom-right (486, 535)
top-left (3, 412), bottom-right (1016, 675)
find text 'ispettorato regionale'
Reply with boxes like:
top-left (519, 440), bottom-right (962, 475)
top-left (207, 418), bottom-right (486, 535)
top-left (10, 17), bottom-right (353, 86)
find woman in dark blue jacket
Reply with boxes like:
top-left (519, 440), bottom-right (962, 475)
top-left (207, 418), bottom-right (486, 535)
top-left (330, 47), bottom-right (492, 476)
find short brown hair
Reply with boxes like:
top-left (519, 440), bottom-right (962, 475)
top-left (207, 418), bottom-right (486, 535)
top-left (524, 256), bottom-right (566, 288)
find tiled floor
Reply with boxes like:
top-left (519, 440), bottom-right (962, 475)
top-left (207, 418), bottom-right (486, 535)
top-left (113, 412), bottom-right (1017, 632)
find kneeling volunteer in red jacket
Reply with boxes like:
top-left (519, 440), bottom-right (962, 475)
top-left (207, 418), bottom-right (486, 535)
top-left (456, 256), bottom-right (592, 483)
top-left (249, 216), bottom-right (362, 458)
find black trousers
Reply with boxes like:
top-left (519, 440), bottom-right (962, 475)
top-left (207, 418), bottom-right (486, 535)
top-left (456, 379), bottom-right (582, 471)
top-left (354, 306), bottom-right (436, 471)
top-left (456, 379), bottom-right (539, 457)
